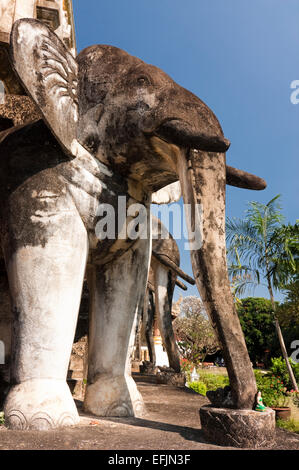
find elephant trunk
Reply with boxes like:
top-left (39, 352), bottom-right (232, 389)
top-left (177, 148), bottom-right (257, 409)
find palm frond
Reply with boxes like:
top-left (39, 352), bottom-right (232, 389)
top-left (225, 195), bottom-right (296, 298)
top-left (226, 217), bottom-right (264, 265)
top-left (245, 195), bottom-right (284, 242)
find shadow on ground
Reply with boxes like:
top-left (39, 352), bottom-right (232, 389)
top-left (0, 374), bottom-right (298, 450)
top-left (102, 416), bottom-right (206, 444)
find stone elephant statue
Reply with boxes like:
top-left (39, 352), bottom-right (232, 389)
top-left (140, 215), bottom-right (194, 373)
top-left (0, 19), bottom-right (266, 429)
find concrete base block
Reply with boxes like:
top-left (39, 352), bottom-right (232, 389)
top-left (199, 405), bottom-right (276, 449)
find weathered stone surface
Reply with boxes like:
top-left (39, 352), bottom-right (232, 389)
top-left (0, 18), bottom-right (267, 430)
top-left (1, 376), bottom-right (299, 450)
top-left (178, 149), bottom-right (258, 409)
top-left (139, 362), bottom-right (185, 387)
top-left (73, 283), bottom-right (89, 342)
top-left (69, 354), bottom-right (84, 375)
top-left (4, 379), bottom-right (80, 430)
top-left (131, 360), bottom-right (141, 373)
top-left (67, 335), bottom-right (88, 400)
top-left (206, 386), bottom-right (235, 408)
top-left (11, 19), bottom-right (78, 155)
top-left (0, 1), bottom-right (76, 51)
top-left (0, 374), bottom-right (9, 410)
top-left (199, 405), bottom-right (276, 448)
top-left (151, 167), bottom-right (267, 203)
top-left (142, 215), bottom-right (182, 373)
top-left (0, 265), bottom-right (11, 387)
top-left (140, 361), bottom-right (159, 375)
top-left (156, 366), bottom-right (186, 387)
top-left (0, 0), bottom-right (76, 93)
top-left (0, 46), bottom-right (24, 95)
top-left (0, 94), bottom-right (40, 127)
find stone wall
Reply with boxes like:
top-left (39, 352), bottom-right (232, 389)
top-left (0, 1), bottom-right (75, 50)
top-left (0, 1), bottom-right (76, 94)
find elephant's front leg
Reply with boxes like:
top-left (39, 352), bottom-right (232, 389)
top-left (2, 182), bottom-right (89, 430)
top-left (84, 238), bottom-right (151, 417)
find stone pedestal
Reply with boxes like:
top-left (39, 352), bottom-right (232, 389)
top-left (199, 405), bottom-right (276, 449)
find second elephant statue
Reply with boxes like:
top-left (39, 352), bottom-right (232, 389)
top-left (141, 215), bottom-right (194, 373)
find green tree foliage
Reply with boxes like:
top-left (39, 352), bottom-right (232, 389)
top-left (277, 277), bottom-right (299, 328)
top-left (236, 297), bottom-right (277, 365)
top-left (269, 357), bottom-right (299, 390)
top-left (270, 222), bottom-right (299, 289)
top-left (173, 296), bottom-right (220, 367)
top-left (226, 195), bottom-right (299, 390)
top-left (276, 277), bottom-right (299, 356)
top-left (226, 197), bottom-right (298, 296)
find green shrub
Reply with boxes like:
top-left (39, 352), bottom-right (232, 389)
top-left (269, 357), bottom-right (299, 390)
top-left (0, 412), bottom-right (4, 425)
top-left (185, 363), bottom-right (298, 411)
top-left (198, 371), bottom-right (229, 391)
top-left (254, 370), bottom-right (288, 407)
top-left (290, 391), bottom-right (299, 408)
top-left (188, 381), bottom-right (207, 396)
top-left (180, 359), bottom-right (193, 381)
top-left (185, 368), bottom-right (229, 395)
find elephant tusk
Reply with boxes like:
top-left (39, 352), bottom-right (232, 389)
top-left (226, 165), bottom-right (267, 190)
top-left (175, 279), bottom-right (188, 291)
top-left (147, 280), bottom-right (155, 292)
top-left (152, 251), bottom-right (195, 285)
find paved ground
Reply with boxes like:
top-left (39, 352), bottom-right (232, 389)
top-left (0, 374), bottom-right (299, 450)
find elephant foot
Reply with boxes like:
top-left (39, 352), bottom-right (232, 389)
top-left (4, 379), bottom-right (80, 430)
top-left (83, 374), bottom-right (146, 417)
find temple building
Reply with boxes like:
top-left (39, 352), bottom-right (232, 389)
top-left (0, 0), bottom-right (76, 95)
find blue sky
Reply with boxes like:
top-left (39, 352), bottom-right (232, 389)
top-left (73, 1), bottom-right (298, 303)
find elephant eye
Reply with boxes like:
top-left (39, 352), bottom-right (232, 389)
top-left (137, 76), bottom-right (151, 86)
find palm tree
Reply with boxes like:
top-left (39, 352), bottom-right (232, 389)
top-left (226, 195), bottom-right (298, 391)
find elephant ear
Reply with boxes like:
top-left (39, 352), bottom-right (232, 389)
top-left (10, 19), bottom-right (78, 156)
top-left (151, 181), bottom-right (181, 204)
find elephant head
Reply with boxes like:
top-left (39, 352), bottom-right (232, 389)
top-left (9, 19), bottom-right (264, 409)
